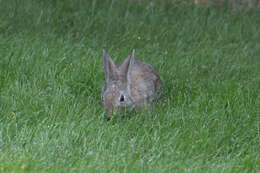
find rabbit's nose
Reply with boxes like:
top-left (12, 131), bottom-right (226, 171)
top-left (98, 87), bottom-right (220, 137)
top-left (105, 106), bottom-right (119, 117)
top-left (105, 110), bottom-right (116, 120)
top-left (106, 109), bottom-right (113, 116)
top-left (105, 106), bottom-right (115, 116)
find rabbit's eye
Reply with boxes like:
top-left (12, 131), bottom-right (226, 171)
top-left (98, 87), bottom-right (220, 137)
top-left (119, 95), bottom-right (125, 102)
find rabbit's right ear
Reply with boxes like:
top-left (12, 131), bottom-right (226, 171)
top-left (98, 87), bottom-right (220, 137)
top-left (103, 50), bottom-right (117, 83)
top-left (119, 50), bottom-right (135, 92)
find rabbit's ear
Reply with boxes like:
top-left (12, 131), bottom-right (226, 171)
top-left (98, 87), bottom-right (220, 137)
top-left (120, 50), bottom-right (135, 90)
top-left (103, 50), bottom-right (117, 83)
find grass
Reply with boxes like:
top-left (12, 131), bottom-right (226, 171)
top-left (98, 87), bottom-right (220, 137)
top-left (0, 0), bottom-right (260, 172)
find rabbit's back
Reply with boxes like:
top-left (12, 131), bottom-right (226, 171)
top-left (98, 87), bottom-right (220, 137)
top-left (123, 60), bottom-right (162, 106)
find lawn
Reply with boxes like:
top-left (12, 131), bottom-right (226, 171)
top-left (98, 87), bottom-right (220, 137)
top-left (0, 0), bottom-right (260, 172)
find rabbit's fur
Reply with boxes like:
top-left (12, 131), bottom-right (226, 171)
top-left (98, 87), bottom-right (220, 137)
top-left (101, 50), bottom-right (162, 117)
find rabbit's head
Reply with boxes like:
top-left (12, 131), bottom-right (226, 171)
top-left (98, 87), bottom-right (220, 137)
top-left (101, 50), bottom-right (135, 117)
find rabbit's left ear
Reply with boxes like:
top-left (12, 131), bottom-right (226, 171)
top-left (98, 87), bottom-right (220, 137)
top-left (120, 50), bottom-right (135, 90)
top-left (103, 50), bottom-right (118, 83)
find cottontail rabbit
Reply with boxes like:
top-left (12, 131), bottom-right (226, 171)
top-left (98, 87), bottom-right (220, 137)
top-left (101, 50), bottom-right (163, 117)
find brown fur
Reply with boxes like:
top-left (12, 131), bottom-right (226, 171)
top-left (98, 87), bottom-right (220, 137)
top-left (102, 50), bottom-right (163, 117)
top-left (124, 60), bottom-right (162, 106)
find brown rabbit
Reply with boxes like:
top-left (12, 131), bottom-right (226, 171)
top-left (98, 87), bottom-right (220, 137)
top-left (101, 50), bottom-right (163, 118)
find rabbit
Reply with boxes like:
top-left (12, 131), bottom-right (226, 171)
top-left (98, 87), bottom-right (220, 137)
top-left (101, 49), bottom-right (163, 118)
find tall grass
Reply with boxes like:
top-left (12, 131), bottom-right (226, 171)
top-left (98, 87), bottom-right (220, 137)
top-left (0, 0), bottom-right (260, 172)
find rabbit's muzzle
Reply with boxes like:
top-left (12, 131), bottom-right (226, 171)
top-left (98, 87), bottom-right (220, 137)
top-left (104, 92), bottom-right (134, 118)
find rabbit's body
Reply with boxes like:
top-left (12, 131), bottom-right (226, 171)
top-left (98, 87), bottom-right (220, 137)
top-left (123, 60), bottom-right (162, 106)
top-left (101, 50), bottom-right (162, 117)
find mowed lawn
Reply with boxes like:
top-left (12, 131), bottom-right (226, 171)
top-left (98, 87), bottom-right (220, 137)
top-left (0, 0), bottom-right (259, 172)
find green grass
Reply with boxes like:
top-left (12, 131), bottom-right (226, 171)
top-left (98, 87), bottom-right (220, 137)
top-left (0, 0), bottom-right (260, 172)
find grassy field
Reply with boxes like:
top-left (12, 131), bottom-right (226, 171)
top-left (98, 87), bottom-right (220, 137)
top-left (0, 0), bottom-right (260, 172)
